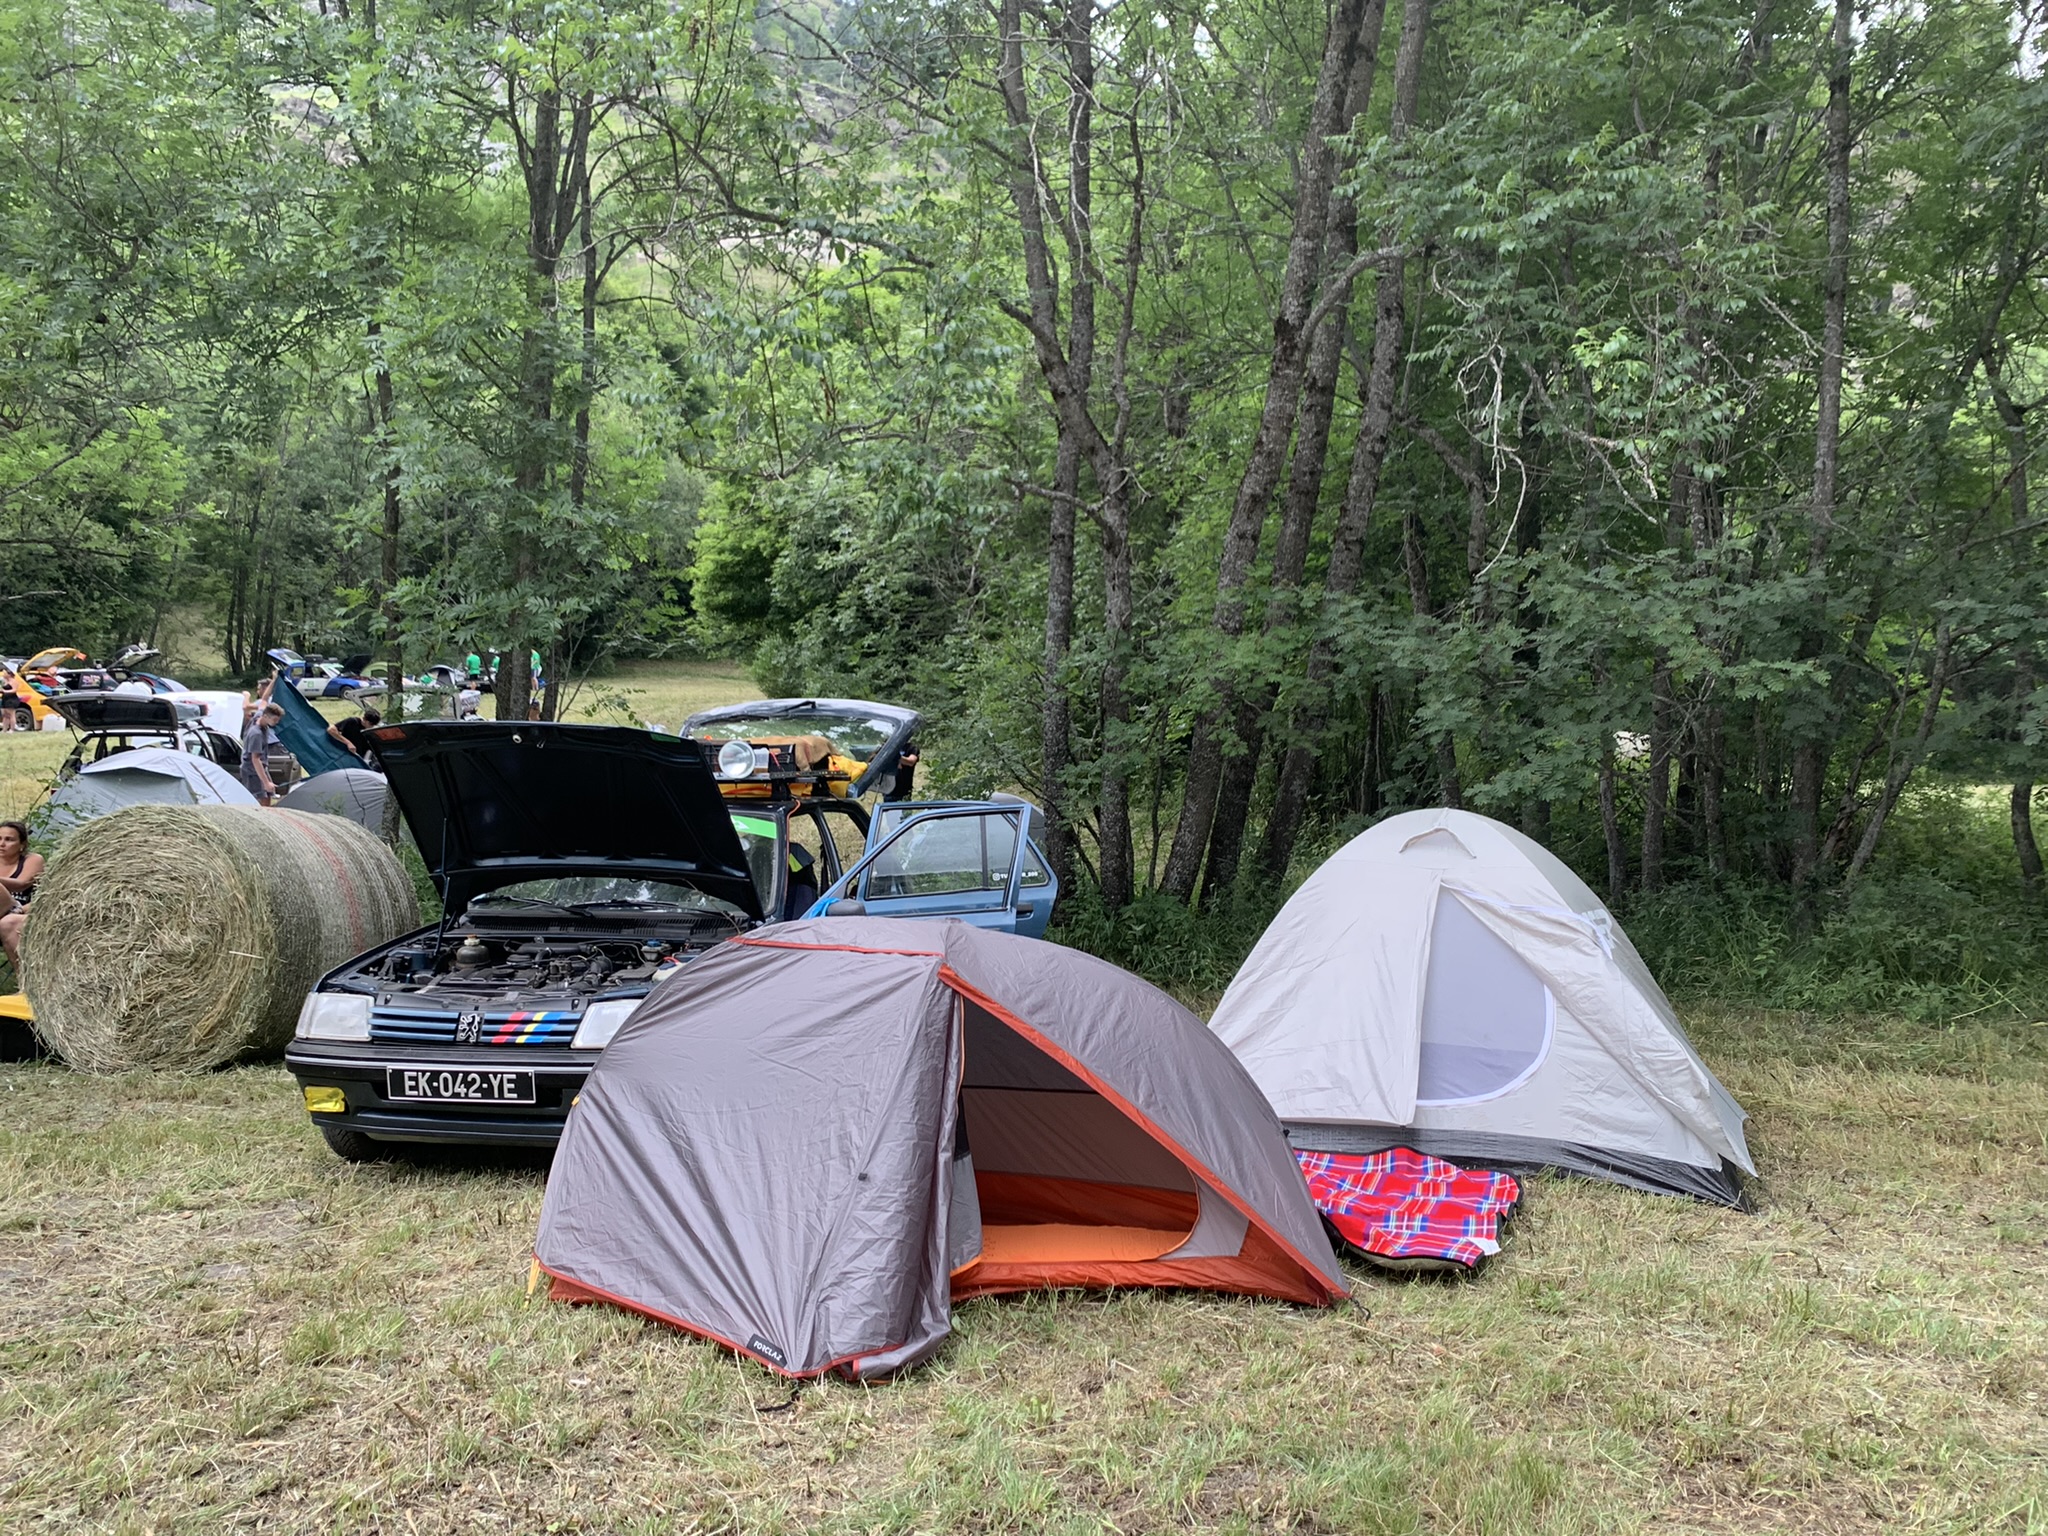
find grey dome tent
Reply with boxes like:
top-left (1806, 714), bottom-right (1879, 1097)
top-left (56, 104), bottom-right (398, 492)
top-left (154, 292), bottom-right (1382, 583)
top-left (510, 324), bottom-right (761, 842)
top-left (534, 918), bottom-right (1346, 1380)
top-left (43, 746), bottom-right (256, 842)
top-left (1209, 809), bottom-right (1754, 1205)
top-left (280, 768), bottom-right (388, 833)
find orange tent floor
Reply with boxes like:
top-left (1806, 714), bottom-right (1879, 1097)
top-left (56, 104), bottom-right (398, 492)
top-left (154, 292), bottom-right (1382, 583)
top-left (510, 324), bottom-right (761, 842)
top-left (971, 1221), bottom-right (1186, 1266)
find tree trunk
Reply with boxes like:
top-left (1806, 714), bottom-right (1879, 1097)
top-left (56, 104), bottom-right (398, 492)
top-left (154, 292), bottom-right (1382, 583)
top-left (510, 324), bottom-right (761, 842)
top-left (1200, 0), bottom-right (1391, 909)
top-left (1700, 703), bottom-right (1728, 875)
top-left (1845, 623), bottom-right (1954, 884)
top-left (2014, 783), bottom-right (2043, 891)
top-left (495, 78), bottom-right (591, 724)
top-left (1600, 728), bottom-right (1626, 901)
top-left (1040, 435), bottom-right (1081, 890)
top-left (1098, 502), bottom-right (1136, 908)
top-left (993, 0), bottom-right (1140, 904)
top-left (370, 322), bottom-right (404, 719)
top-left (1790, 0), bottom-right (1854, 895)
top-left (1641, 651), bottom-right (1674, 891)
top-left (1255, 0), bottom-right (1432, 883)
top-left (1038, 0), bottom-right (1097, 894)
top-left (1159, 0), bottom-right (1369, 902)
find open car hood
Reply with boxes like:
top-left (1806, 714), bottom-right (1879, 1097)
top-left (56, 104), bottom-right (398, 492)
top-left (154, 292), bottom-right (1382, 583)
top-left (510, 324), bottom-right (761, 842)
top-left (49, 692), bottom-right (198, 732)
top-left (24, 647), bottom-right (86, 672)
top-left (368, 721), bottom-right (764, 918)
top-left (681, 698), bottom-right (920, 797)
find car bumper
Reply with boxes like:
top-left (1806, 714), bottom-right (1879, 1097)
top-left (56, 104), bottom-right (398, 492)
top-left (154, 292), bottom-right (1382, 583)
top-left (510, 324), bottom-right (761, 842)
top-left (285, 1040), bottom-right (595, 1147)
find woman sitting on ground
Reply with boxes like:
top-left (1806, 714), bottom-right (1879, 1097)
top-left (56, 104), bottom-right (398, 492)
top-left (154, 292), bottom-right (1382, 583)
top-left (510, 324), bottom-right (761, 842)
top-left (0, 821), bottom-right (44, 981)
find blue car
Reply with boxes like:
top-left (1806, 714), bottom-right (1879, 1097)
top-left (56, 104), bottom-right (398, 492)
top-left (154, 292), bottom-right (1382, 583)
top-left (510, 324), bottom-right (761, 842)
top-left (266, 647), bottom-right (386, 700)
top-left (810, 799), bottom-right (1059, 939)
top-left (682, 697), bottom-right (1058, 939)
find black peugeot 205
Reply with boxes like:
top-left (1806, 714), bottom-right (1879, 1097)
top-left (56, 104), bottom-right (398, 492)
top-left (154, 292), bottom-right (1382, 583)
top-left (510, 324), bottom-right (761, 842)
top-left (284, 720), bottom-right (769, 1161)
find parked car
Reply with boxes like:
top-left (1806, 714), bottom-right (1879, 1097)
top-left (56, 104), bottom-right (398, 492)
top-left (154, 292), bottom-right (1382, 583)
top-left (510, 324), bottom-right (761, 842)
top-left (20, 646), bottom-right (113, 695)
top-left (682, 697), bottom-right (921, 798)
top-left (104, 644), bottom-right (187, 694)
top-left (815, 797), bottom-right (1059, 940)
top-left (683, 697), bottom-right (1056, 937)
top-left (286, 717), bottom-right (1057, 1158)
top-left (267, 648), bottom-right (386, 700)
top-left (46, 692), bottom-right (242, 777)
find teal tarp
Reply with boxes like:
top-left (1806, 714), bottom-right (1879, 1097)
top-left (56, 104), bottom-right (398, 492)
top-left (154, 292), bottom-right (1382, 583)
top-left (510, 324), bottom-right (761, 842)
top-left (271, 682), bottom-right (360, 777)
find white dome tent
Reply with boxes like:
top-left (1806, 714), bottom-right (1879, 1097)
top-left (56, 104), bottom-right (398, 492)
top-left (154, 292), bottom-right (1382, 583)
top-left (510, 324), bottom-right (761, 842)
top-left (1209, 808), bottom-right (1754, 1206)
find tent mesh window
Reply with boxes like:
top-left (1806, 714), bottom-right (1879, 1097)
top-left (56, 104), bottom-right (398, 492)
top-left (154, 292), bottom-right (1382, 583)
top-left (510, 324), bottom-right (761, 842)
top-left (1416, 892), bottom-right (1553, 1105)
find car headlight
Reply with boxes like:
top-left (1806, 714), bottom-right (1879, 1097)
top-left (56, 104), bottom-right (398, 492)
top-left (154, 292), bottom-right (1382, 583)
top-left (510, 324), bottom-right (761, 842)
top-left (295, 992), bottom-right (372, 1042)
top-left (572, 998), bottom-right (640, 1050)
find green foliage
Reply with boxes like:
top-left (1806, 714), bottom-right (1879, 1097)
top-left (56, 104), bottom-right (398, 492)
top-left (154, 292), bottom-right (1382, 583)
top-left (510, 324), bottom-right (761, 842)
top-left (1050, 887), bottom-right (1280, 998)
top-left (2, 0), bottom-right (2046, 1013)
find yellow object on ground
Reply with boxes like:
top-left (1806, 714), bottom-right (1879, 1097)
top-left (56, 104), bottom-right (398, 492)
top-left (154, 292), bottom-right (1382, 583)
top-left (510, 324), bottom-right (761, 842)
top-left (0, 991), bottom-right (31, 1022)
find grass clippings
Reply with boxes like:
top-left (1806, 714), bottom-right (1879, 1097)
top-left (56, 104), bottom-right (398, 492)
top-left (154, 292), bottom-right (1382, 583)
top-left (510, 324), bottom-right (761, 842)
top-left (1, 1005), bottom-right (2044, 1534)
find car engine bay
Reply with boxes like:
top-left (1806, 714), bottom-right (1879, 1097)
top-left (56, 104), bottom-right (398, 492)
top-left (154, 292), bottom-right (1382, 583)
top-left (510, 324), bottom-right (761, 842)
top-left (353, 933), bottom-right (692, 1003)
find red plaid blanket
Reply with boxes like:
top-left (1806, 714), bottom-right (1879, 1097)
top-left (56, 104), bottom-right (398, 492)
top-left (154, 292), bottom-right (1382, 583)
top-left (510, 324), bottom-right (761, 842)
top-left (1295, 1148), bottom-right (1520, 1271)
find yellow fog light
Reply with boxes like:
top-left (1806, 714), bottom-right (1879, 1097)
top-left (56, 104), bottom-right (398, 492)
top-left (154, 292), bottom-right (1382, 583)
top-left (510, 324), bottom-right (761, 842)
top-left (303, 1086), bottom-right (348, 1114)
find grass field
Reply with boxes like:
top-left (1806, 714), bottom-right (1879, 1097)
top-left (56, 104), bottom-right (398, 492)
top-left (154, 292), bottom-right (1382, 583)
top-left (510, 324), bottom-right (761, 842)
top-left (2, 1006), bottom-right (2044, 1535)
top-left (3, 656), bottom-right (2045, 1532)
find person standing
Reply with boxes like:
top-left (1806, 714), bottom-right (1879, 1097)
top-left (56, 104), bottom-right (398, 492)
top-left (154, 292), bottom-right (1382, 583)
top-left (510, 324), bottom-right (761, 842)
top-left (884, 740), bottom-right (920, 802)
top-left (241, 701), bottom-right (283, 805)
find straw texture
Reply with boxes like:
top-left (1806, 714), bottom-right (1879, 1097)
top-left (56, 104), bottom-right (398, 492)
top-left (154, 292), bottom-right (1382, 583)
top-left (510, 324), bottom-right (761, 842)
top-left (24, 805), bottom-right (418, 1073)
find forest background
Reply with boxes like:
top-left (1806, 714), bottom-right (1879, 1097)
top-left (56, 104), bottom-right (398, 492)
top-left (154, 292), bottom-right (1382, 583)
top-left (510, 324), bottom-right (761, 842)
top-left (4, 0), bottom-right (2046, 1018)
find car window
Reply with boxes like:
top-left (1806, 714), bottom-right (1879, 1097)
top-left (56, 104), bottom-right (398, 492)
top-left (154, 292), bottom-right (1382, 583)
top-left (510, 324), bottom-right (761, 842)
top-left (873, 804), bottom-right (1050, 889)
top-left (729, 811), bottom-right (781, 905)
top-left (816, 802), bottom-right (869, 870)
top-left (789, 809), bottom-right (834, 881)
top-left (863, 812), bottom-right (1020, 899)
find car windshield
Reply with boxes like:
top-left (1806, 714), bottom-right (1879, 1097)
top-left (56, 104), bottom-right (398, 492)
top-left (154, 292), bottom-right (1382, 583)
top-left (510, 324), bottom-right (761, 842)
top-left (729, 811), bottom-right (781, 904)
top-left (692, 711), bottom-right (901, 764)
top-left (466, 876), bottom-right (749, 922)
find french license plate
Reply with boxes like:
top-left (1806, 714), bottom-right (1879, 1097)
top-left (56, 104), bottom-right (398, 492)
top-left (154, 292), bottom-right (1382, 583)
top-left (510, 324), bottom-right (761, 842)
top-left (386, 1067), bottom-right (536, 1104)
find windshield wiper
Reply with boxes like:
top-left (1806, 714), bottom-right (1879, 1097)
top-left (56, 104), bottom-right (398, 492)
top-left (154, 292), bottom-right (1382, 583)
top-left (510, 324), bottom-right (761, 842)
top-left (567, 898), bottom-right (693, 913)
top-left (467, 895), bottom-right (578, 915)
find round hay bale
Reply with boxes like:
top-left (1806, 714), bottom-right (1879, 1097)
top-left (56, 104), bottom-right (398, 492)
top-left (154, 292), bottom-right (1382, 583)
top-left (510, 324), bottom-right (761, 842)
top-left (23, 805), bottom-right (419, 1073)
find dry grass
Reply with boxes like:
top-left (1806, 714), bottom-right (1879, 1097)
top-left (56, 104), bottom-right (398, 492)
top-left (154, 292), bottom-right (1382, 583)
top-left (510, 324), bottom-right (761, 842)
top-left (555, 659), bottom-right (759, 732)
top-left (0, 728), bottom-right (72, 822)
top-left (1, 1006), bottom-right (2044, 1534)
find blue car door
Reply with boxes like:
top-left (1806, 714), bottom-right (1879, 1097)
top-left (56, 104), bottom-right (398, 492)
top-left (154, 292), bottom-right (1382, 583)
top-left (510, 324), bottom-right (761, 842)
top-left (813, 804), bottom-right (1057, 937)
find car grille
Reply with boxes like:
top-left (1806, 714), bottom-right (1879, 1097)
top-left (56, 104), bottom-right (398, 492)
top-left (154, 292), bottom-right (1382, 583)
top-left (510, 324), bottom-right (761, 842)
top-left (370, 1005), bottom-right (582, 1047)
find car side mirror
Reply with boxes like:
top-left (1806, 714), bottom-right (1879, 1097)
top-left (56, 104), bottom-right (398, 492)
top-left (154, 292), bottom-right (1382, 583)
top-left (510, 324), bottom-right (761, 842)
top-left (825, 899), bottom-right (867, 918)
